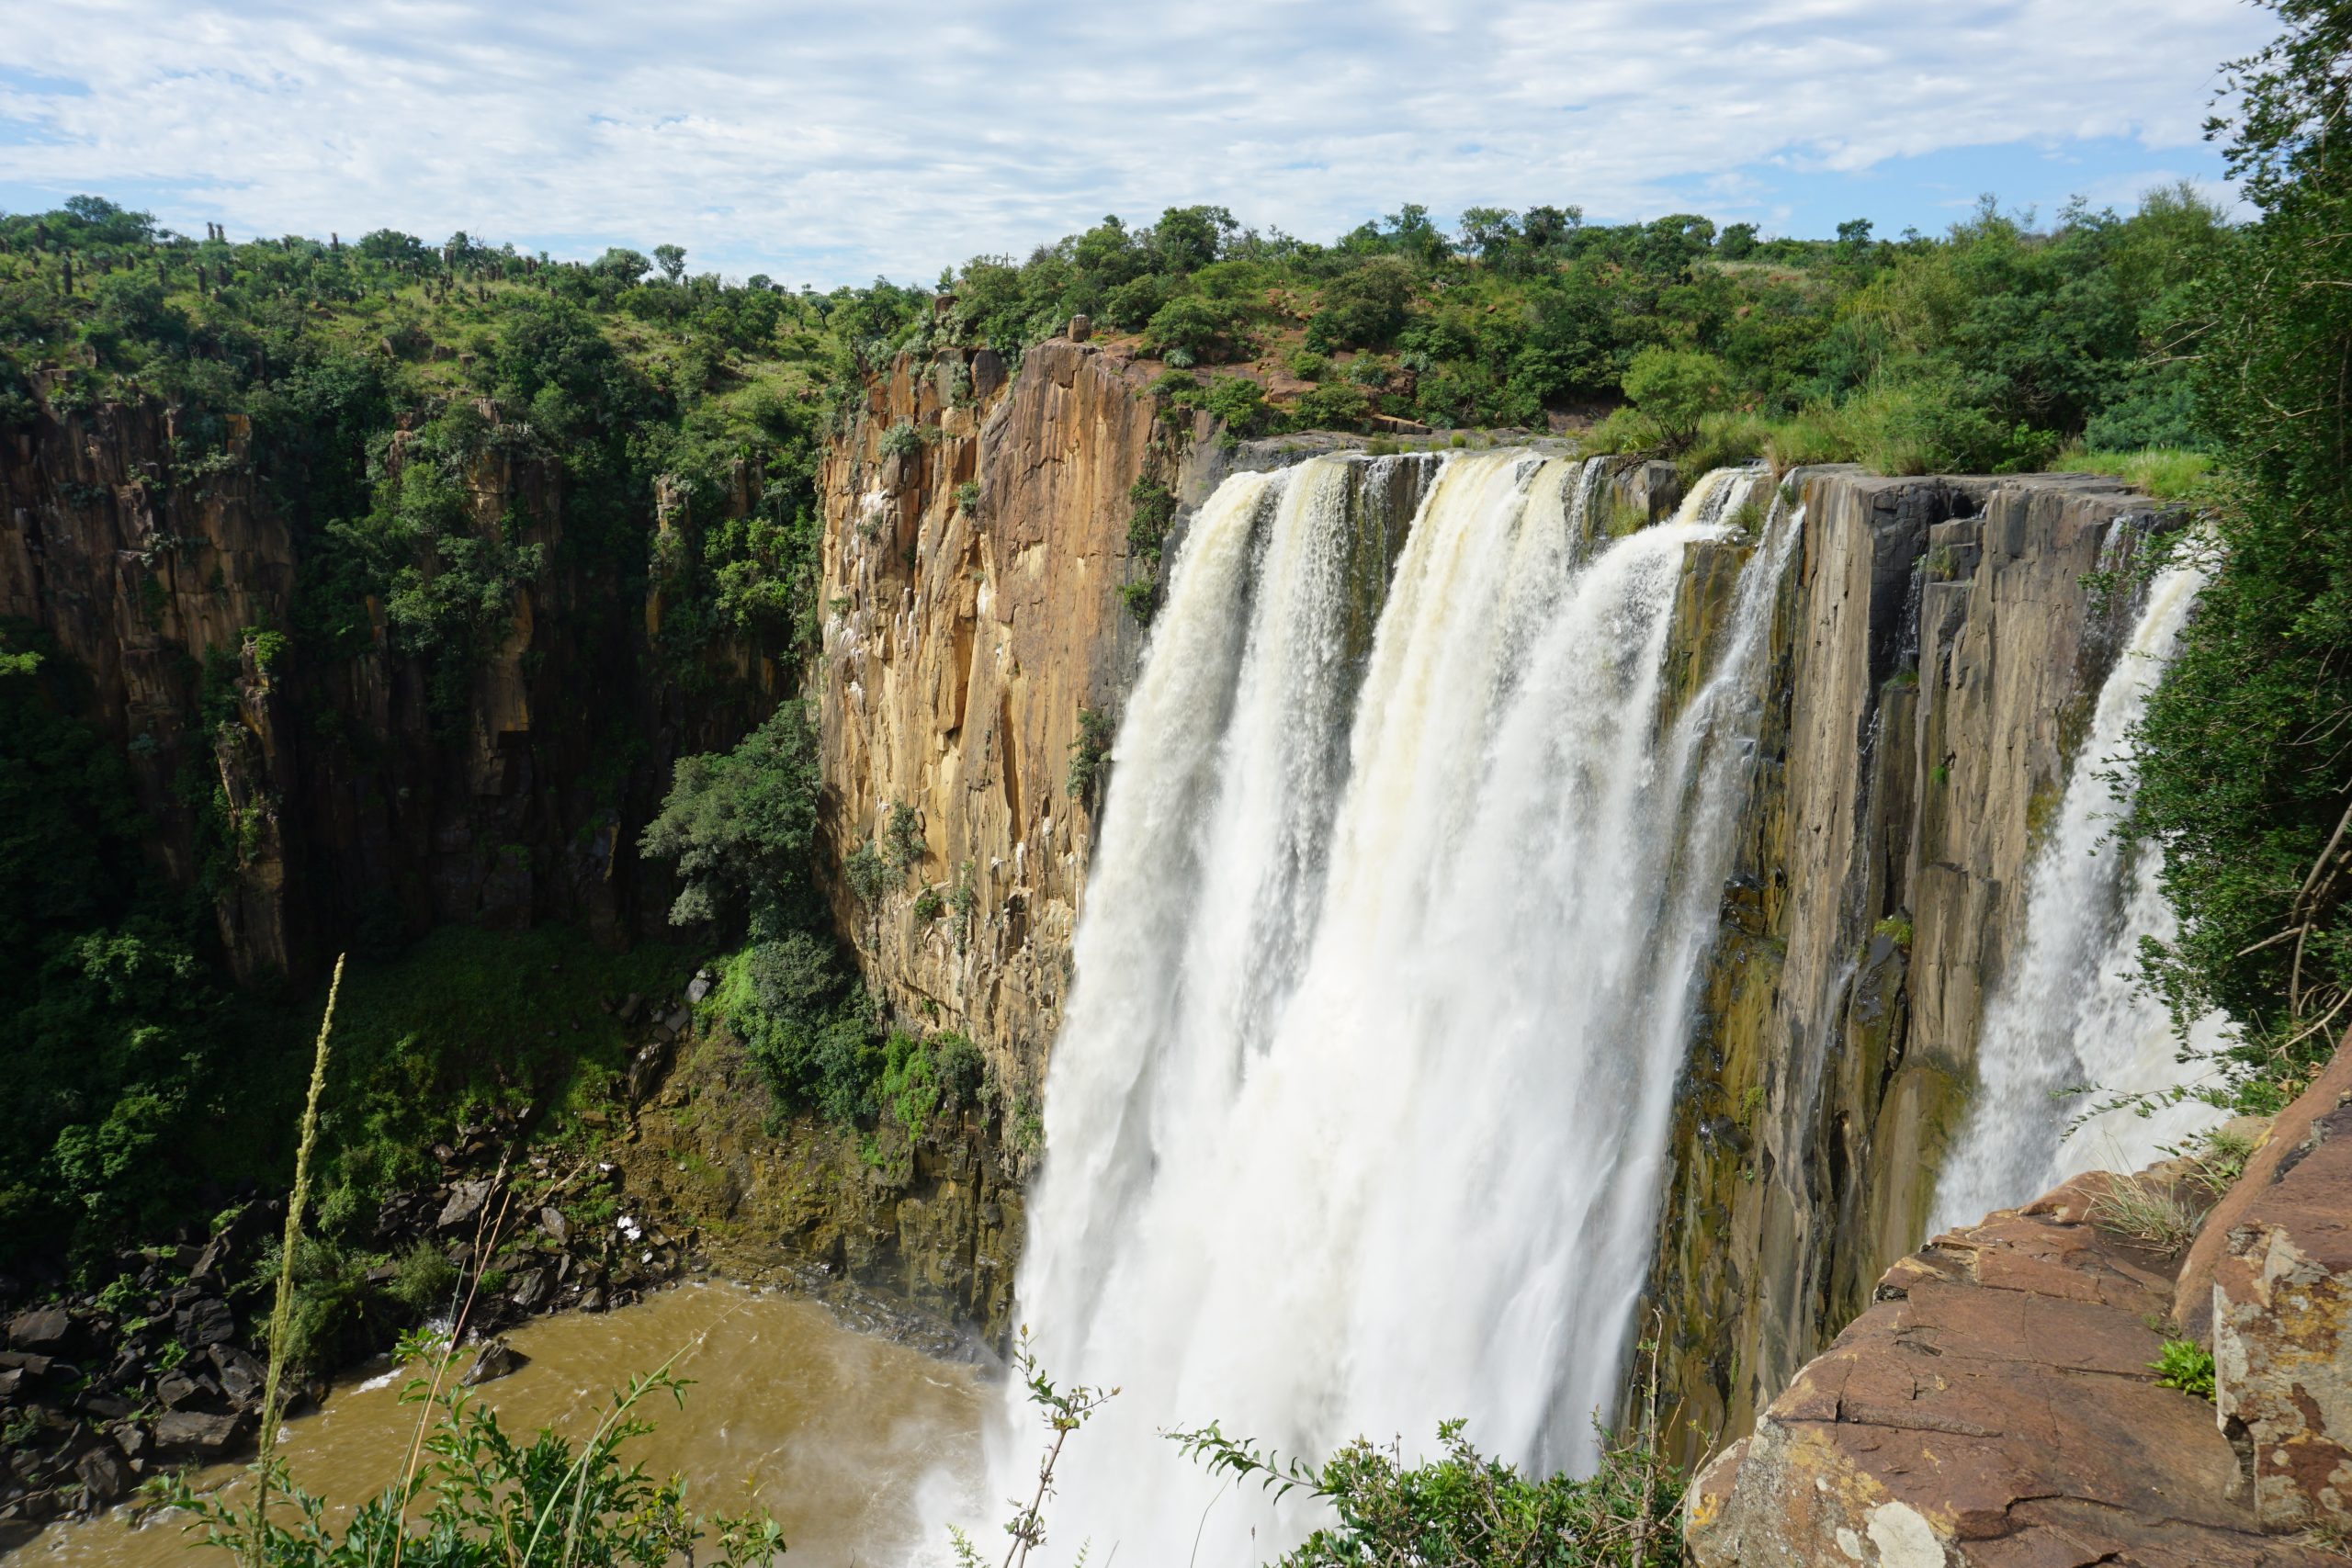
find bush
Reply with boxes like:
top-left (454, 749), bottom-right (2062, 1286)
top-left (1069, 707), bottom-right (1115, 801)
top-left (1173, 1416), bottom-right (1685, 1567)
top-left (1199, 376), bottom-right (1272, 437)
top-left (387, 1239), bottom-right (458, 1315)
top-left (638, 705), bottom-right (823, 929)
top-left (1622, 347), bottom-right (1729, 452)
top-left (1292, 382), bottom-right (1374, 432)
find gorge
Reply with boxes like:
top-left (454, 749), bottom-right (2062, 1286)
top-left (7, 103), bottom-right (2352, 1561)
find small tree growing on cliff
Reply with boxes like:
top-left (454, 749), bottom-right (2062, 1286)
top-left (639, 703), bottom-right (823, 929)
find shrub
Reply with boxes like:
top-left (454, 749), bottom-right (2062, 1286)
top-left (1172, 1416), bottom-right (1684, 1567)
top-left (877, 418), bottom-right (923, 459)
top-left (954, 479), bottom-right (981, 514)
top-left (1127, 478), bottom-right (1177, 558)
top-left (1069, 707), bottom-right (1115, 801)
top-left (1292, 382), bottom-right (1374, 432)
top-left (884, 802), bottom-right (926, 874)
top-left (639, 705), bottom-right (823, 929)
top-left (1199, 375), bottom-right (1272, 437)
top-left (387, 1240), bottom-right (458, 1315)
top-left (1286, 348), bottom-right (1330, 382)
top-left (1622, 347), bottom-right (1729, 452)
top-left (1119, 579), bottom-right (1157, 625)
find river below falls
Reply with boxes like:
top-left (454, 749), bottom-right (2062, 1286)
top-left (23, 1280), bottom-right (986, 1567)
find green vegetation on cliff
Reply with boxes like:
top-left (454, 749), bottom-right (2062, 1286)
top-left (2130, 0), bottom-right (2352, 1113)
top-left (936, 186), bottom-right (2225, 473)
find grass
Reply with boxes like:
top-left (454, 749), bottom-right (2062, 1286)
top-left (2053, 446), bottom-right (2215, 501)
top-left (2088, 1172), bottom-right (2201, 1254)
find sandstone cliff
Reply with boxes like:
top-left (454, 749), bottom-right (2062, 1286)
top-left (813, 340), bottom-right (1206, 1096)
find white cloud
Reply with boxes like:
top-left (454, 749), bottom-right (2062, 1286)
top-left (0, 0), bottom-right (2275, 285)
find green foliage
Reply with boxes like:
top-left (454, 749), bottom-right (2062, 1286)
top-left (712, 932), bottom-right (877, 1124)
top-left (955, 479), bottom-right (982, 514)
top-left (2127, 0), bottom-right (2352, 1112)
top-left (884, 801), bottom-right (927, 874)
top-left (1170, 1417), bottom-right (1685, 1567)
top-left (1622, 347), bottom-right (1729, 451)
top-left (1069, 707), bottom-right (1115, 802)
top-left (1119, 579), bottom-right (1158, 625)
top-left (638, 705), bottom-right (823, 929)
top-left (877, 1030), bottom-right (985, 1139)
top-left (2151, 1337), bottom-right (2217, 1401)
top-left (387, 1238), bottom-right (459, 1315)
top-left (312, 924), bottom-right (692, 1240)
top-left (0, 634), bottom-right (293, 1268)
top-left (1126, 477), bottom-right (1177, 558)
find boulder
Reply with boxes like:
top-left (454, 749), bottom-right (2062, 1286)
top-left (2212, 1085), bottom-right (2352, 1532)
top-left (175, 1296), bottom-right (235, 1348)
top-left (437, 1178), bottom-right (498, 1232)
top-left (209, 1344), bottom-right (266, 1408)
top-left (152, 1410), bottom-right (250, 1456)
top-left (460, 1337), bottom-right (527, 1386)
top-left (1067, 313), bottom-right (1091, 343)
top-left (6, 1307), bottom-right (69, 1350)
top-left (1686, 1170), bottom-right (2340, 1566)
top-left (73, 1444), bottom-right (129, 1505)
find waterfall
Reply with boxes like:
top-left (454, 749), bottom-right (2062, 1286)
top-left (1929, 562), bottom-right (2225, 1234)
top-left (986, 453), bottom-right (1794, 1562)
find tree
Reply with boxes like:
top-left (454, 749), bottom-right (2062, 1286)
top-left (2131, 0), bottom-right (2352, 1111)
top-left (638, 705), bottom-right (824, 928)
top-left (653, 243), bottom-right (688, 284)
top-left (1622, 346), bottom-right (1728, 450)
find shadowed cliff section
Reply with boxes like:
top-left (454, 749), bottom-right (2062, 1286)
top-left (0, 388), bottom-right (790, 980)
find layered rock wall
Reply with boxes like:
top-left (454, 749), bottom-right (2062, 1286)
top-left (1650, 469), bottom-right (2177, 1456)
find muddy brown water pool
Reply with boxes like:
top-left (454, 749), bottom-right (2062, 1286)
top-left (22, 1280), bottom-right (986, 1566)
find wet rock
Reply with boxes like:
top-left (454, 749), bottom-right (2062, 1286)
top-left (460, 1337), bottom-right (528, 1386)
top-left (153, 1410), bottom-right (251, 1456)
top-left (155, 1370), bottom-right (222, 1411)
top-left (209, 1344), bottom-right (266, 1408)
top-left (6, 1307), bottom-right (69, 1350)
top-left (73, 1444), bottom-right (129, 1505)
top-left (686, 969), bottom-right (714, 1004)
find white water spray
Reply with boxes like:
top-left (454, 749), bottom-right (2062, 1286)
top-left (1930, 561), bottom-right (2225, 1233)
top-left (988, 453), bottom-right (1792, 1562)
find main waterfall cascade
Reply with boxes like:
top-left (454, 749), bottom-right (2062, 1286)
top-left (986, 449), bottom-right (1792, 1560)
top-left (1929, 560), bottom-right (2225, 1234)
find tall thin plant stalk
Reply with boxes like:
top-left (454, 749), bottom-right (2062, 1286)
top-left (250, 953), bottom-right (345, 1564)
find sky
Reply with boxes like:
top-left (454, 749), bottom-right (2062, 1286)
top-left (0, 1), bottom-right (2275, 288)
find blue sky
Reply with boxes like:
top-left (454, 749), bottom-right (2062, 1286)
top-left (0, 2), bottom-right (2271, 288)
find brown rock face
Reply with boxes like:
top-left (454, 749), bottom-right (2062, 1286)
top-left (1686, 1169), bottom-right (2339, 1567)
top-left (814, 342), bottom-right (1188, 1097)
top-left (1651, 469), bottom-right (2184, 1454)
top-left (2211, 1069), bottom-right (2352, 1532)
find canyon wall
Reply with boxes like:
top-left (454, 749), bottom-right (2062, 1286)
top-left (1649, 468), bottom-right (2176, 1457)
top-left (0, 387), bottom-right (783, 977)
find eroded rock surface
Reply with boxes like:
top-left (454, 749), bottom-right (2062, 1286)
top-left (1686, 1168), bottom-right (2340, 1567)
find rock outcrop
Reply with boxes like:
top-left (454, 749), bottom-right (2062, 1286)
top-left (1684, 1165), bottom-right (2340, 1564)
top-left (1650, 469), bottom-right (2183, 1455)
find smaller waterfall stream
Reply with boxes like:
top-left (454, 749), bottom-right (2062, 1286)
top-left (1930, 562), bottom-right (2226, 1233)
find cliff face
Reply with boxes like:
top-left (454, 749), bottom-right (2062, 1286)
top-left (0, 391), bottom-right (782, 978)
top-left (1650, 468), bottom-right (2175, 1456)
top-left (814, 340), bottom-right (1204, 1094)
